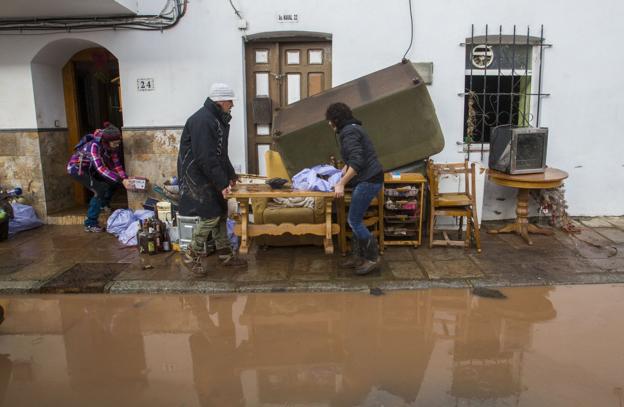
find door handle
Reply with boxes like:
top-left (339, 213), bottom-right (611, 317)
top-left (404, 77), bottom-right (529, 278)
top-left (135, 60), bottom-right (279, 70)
top-left (270, 73), bottom-right (285, 80)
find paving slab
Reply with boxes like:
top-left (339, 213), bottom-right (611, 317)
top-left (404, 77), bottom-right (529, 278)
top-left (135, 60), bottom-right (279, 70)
top-left (387, 261), bottom-right (427, 279)
top-left (579, 217), bottom-right (615, 228)
top-left (382, 247), bottom-right (416, 261)
top-left (605, 217), bottom-right (624, 229)
top-left (419, 258), bottom-right (483, 279)
top-left (586, 257), bottom-right (624, 272)
top-left (291, 257), bottom-right (335, 281)
top-left (593, 227), bottom-right (624, 244)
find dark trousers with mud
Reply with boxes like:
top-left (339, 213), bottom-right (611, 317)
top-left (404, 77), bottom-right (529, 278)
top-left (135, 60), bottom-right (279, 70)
top-left (70, 173), bottom-right (117, 227)
top-left (191, 216), bottom-right (230, 254)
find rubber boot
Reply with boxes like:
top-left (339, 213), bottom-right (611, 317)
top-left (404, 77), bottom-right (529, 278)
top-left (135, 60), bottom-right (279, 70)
top-left (355, 237), bottom-right (381, 276)
top-left (182, 246), bottom-right (205, 275)
top-left (339, 239), bottom-right (363, 269)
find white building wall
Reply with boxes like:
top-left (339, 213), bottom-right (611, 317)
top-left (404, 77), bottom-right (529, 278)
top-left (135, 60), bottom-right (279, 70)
top-left (0, 0), bottom-right (623, 216)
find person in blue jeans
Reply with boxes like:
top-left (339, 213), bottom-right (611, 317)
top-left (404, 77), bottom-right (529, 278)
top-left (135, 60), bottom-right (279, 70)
top-left (326, 103), bottom-right (384, 275)
top-left (67, 123), bottom-right (132, 232)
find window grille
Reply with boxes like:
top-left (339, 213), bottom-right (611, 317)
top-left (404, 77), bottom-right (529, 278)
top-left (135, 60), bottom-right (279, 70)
top-left (460, 25), bottom-right (551, 160)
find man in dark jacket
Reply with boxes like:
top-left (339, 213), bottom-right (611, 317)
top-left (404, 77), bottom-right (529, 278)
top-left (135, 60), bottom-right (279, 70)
top-left (178, 83), bottom-right (246, 273)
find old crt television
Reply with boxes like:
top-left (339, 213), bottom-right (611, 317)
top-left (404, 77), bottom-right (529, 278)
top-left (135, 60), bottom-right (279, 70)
top-left (489, 125), bottom-right (548, 174)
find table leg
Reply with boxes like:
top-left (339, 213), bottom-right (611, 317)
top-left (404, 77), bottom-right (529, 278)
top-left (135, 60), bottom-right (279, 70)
top-left (337, 198), bottom-right (347, 256)
top-left (324, 198), bottom-right (334, 255)
top-left (488, 189), bottom-right (553, 245)
top-left (239, 199), bottom-right (249, 254)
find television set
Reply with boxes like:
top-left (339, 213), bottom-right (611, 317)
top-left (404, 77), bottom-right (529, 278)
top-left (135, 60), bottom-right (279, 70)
top-left (489, 126), bottom-right (548, 174)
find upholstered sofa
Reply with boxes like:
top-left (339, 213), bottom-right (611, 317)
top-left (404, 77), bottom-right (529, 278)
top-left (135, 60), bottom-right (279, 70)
top-left (250, 150), bottom-right (325, 247)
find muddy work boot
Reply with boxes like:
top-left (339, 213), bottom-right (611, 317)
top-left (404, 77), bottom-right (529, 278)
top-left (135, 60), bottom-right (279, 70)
top-left (215, 247), bottom-right (233, 261)
top-left (182, 247), bottom-right (206, 275)
top-left (339, 239), bottom-right (363, 269)
top-left (219, 252), bottom-right (248, 268)
top-left (355, 237), bottom-right (381, 276)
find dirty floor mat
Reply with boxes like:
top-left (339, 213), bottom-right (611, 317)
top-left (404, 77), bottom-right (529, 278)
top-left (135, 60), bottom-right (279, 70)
top-left (39, 263), bottom-right (128, 294)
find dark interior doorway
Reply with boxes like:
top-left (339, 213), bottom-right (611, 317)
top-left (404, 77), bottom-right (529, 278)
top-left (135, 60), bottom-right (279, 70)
top-left (63, 48), bottom-right (127, 208)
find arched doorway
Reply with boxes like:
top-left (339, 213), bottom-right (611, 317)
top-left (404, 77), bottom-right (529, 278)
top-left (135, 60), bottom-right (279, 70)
top-left (62, 47), bottom-right (126, 208)
top-left (30, 39), bottom-right (126, 222)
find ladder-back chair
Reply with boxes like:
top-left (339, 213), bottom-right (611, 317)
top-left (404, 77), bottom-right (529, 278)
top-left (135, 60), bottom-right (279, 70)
top-left (427, 160), bottom-right (481, 252)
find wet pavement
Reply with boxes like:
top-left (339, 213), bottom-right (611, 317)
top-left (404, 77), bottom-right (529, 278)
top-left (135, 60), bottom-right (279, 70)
top-left (1, 217), bottom-right (624, 293)
top-left (0, 285), bottom-right (623, 406)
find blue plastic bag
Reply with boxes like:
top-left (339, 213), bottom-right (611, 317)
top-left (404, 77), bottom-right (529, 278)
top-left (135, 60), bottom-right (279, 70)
top-left (119, 220), bottom-right (141, 246)
top-left (108, 209), bottom-right (155, 246)
top-left (227, 218), bottom-right (239, 250)
top-left (106, 209), bottom-right (135, 236)
top-left (8, 203), bottom-right (43, 237)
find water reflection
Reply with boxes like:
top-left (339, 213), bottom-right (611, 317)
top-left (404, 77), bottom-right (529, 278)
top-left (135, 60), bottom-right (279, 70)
top-left (0, 288), bottom-right (558, 406)
top-left (450, 287), bottom-right (556, 404)
top-left (60, 298), bottom-right (148, 402)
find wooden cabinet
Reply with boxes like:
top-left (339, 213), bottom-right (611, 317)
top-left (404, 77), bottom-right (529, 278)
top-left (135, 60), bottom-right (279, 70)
top-left (383, 173), bottom-right (426, 248)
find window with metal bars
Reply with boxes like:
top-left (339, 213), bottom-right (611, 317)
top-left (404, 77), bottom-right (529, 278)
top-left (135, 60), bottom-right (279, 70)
top-left (460, 25), bottom-right (550, 158)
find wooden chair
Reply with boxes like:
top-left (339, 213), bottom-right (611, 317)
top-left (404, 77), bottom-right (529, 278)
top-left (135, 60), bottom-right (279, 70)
top-left (427, 159), bottom-right (481, 252)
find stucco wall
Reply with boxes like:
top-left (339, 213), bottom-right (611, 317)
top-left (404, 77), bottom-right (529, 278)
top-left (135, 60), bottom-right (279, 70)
top-left (0, 0), bottom-right (623, 216)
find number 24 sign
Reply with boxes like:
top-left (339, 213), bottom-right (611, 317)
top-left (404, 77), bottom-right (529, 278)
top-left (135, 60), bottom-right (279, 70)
top-left (137, 78), bottom-right (155, 92)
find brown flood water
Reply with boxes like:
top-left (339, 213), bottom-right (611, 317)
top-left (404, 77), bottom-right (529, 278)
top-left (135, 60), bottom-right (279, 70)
top-left (0, 285), bottom-right (624, 406)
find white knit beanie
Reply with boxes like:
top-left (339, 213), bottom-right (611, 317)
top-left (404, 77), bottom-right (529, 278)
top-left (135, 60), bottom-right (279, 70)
top-left (208, 83), bottom-right (236, 102)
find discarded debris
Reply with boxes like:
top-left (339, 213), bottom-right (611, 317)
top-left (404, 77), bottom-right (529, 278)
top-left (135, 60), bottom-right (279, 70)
top-left (369, 287), bottom-right (384, 296)
top-left (142, 265), bottom-right (154, 270)
top-left (472, 287), bottom-right (507, 299)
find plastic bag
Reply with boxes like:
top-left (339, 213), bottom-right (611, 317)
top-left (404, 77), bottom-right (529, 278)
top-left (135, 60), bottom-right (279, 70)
top-left (227, 218), bottom-right (239, 250)
top-left (106, 209), bottom-right (135, 236)
top-left (108, 209), bottom-right (155, 246)
top-left (8, 203), bottom-right (43, 237)
top-left (122, 210), bottom-right (154, 246)
top-left (119, 220), bottom-right (141, 246)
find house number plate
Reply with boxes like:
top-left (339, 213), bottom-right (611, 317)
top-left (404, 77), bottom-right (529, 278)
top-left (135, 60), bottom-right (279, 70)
top-left (137, 78), bottom-right (155, 92)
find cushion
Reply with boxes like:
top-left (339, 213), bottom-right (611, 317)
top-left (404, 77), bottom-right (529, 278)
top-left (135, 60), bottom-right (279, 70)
top-left (263, 207), bottom-right (315, 224)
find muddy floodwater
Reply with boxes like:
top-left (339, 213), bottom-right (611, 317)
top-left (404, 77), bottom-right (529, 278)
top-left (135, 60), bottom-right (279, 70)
top-left (0, 285), bottom-right (623, 406)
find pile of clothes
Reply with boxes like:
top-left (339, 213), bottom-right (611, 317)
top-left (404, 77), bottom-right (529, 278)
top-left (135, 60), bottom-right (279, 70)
top-left (292, 165), bottom-right (341, 192)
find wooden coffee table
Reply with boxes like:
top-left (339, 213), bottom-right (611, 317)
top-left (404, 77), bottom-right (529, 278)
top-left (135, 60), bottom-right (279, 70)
top-left (227, 184), bottom-right (340, 254)
top-left (488, 168), bottom-right (569, 245)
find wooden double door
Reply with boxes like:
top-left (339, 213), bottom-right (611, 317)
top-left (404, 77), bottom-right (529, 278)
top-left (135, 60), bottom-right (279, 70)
top-left (245, 40), bottom-right (332, 175)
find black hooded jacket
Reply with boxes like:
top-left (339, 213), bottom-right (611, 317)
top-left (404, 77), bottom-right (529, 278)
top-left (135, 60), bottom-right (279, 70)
top-left (338, 119), bottom-right (383, 186)
top-left (177, 98), bottom-right (236, 218)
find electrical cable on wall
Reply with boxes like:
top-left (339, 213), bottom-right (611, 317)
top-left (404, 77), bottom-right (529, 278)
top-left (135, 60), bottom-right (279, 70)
top-left (227, 0), bottom-right (248, 41)
top-left (402, 0), bottom-right (414, 62)
top-left (228, 0), bottom-right (243, 19)
top-left (0, 0), bottom-right (187, 33)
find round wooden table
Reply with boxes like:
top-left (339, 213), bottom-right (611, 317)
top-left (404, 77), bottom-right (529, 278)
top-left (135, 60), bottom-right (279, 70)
top-left (487, 168), bottom-right (569, 245)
